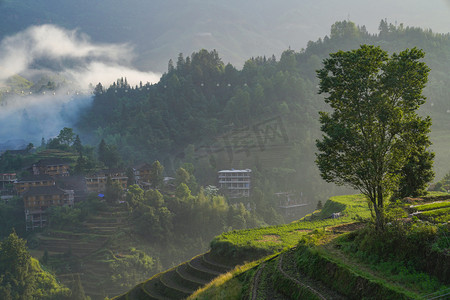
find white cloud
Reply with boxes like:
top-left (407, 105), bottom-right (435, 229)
top-left (0, 24), bottom-right (161, 146)
top-left (0, 24), bottom-right (160, 87)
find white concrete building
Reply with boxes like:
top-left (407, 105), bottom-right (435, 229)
top-left (218, 169), bottom-right (251, 198)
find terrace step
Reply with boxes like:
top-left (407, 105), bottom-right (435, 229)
top-left (202, 252), bottom-right (233, 273)
top-left (176, 263), bottom-right (210, 286)
top-left (170, 264), bottom-right (204, 292)
top-left (188, 256), bottom-right (221, 280)
top-left (160, 271), bottom-right (194, 296)
top-left (149, 276), bottom-right (188, 299)
top-left (141, 278), bottom-right (172, 300)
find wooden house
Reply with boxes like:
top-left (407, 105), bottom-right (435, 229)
top-left (32, 158), bottom-right (71, 177)
top-left (14, 174), bottom-right (55, 195)
top-left (85, 169), bottom-right (128, 193)
top-left (23, 186), bottom-right (74, 230)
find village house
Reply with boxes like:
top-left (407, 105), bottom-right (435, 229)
top-left (23, 185), bottom-right (74, 231)
top-left (0, 172), bottom-right (16, 195)
top-left (14, 174), bottom-right (55, 195)
top-left (85, 169), bottom-right (128, 193)
top-left (14, 163), bottom-right (79, 230)
top-left (56, 175), bottom-right (88, 203)
top-left (32, 158), bottom-right (71, 177)
top-left (133, 162), bottom-right (152, 189)
top-left (3, 149), bottom-right (29, 156)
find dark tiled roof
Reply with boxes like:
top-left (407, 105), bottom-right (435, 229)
top-left (22, 186), bottom-right (67, 197)
top-left (87, 169), bottom-right (127, 177)
top-left (56, 176), bottom-right (87, 191)
top-left (17, 174), bottom-right (55, 182)
top-left (134, 162), bottom-right (152, 170)
top-left (34, 158), bottom-right (71, 166)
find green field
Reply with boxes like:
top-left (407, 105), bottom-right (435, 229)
top-left (210, 194), bottom-right (371, 260)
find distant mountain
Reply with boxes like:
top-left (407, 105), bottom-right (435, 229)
top-left (0, 139), bottom-right (28, 152)
top-left (1, 0), bottom-right (448, 72)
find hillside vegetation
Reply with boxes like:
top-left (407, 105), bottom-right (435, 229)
top-left (188, 194), bottom-right (450, 299)
top-left (0, 232), bottom-right (70, 299)
top-left (75, 20), bottom-right (450, 206)
top-left (30, 185), bottom-right (270, 299)
top-left (116, 194), bottom-right (449, 299)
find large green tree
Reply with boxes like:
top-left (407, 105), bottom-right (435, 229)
top-left (0, 231), bottom-right (70, 299)
top-left (0, 231), bottom-right (36, 299)
top-left (315, 45), bottom-right (433, 231)
top-left (57, 127), bottom-right (75, 146)
top-left (98, 139), bottom-right (121, 169)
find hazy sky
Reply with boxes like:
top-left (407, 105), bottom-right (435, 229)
top-left (259, 0), bottom-right (450, 53)
top-left (0, 0), bottom-right (449, 72)
top-left (138, 0), bottom-right (450, 70)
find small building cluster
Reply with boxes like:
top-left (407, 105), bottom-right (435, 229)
top-left (0, 158), bottom-right (155, 231)
top-left (14, 159), bottom-right (75, 231)
top-left (3, 160), bottom-right (258, 230)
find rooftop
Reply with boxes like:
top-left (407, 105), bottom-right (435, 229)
top-left (33, 158), bottom-right (71, 166)
top-left (218, 169), bottom-right (252, 173)
top-left (86, 169), bottom-right (127, 178)
top-left (17, 174), bottom-right (54, 182)
top-left (22, 185), bottom-right (67, 196)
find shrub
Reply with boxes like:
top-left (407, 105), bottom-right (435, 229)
top-left (337, 221), bottom-right (450, 284)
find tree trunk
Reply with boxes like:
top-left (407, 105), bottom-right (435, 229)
top-left (375, 187), bottom-right (385, 232)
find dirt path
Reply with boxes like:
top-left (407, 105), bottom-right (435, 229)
top-left (277, 252), bottom-right (327, 300)
top-left (251, 263), bottom-right (266, 300)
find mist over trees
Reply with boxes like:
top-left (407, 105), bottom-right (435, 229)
top-left (77, 20), bottom-right (450, 205)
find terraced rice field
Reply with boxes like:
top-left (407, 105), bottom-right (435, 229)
top-left (408, 196), bottom-right (450, 223)
top-left (115, 251), bottom-right (236, 300)
top-left (35, 208), bottom-right (130, 299)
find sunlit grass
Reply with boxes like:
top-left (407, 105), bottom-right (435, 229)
top-left (212, 194), bottom-right (371, 257)
top-left (413, 201), bottom-right (450, 211)
top-left (188, 254), bottom-right (277, 300)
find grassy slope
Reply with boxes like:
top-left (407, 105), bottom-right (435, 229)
top-left (209, 194), bottom-right (370, 261)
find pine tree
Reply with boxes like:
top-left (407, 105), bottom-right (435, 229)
top-left (70, 274), bottom-right (87, 300)
top-left (73, 135), bottom-right (83, 157)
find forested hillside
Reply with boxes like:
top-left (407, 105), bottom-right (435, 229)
top-left (78, 20), bottom-right (450, 202)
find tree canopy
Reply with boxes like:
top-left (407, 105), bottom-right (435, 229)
top-left (0, 231), bottom-right (70, 299)
top-left (315, 45), bottom-right (433, 231)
